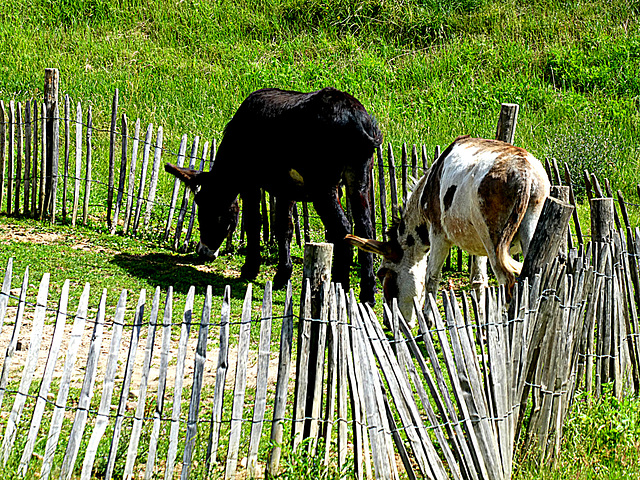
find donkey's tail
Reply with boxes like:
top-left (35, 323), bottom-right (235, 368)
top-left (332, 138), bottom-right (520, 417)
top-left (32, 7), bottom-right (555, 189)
top-left (496, 173), bottom-right (532, 287)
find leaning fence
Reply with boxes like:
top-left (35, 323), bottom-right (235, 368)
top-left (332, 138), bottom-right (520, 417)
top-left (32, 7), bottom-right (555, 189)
top-left (1, 223), bottom-right (639, 479)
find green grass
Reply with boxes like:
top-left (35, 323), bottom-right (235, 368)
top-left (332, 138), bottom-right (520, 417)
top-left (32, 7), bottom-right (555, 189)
top-left (515, 390), bottom-right (640, 479)
top-left (2, 1), bottom-right (640, 478)
top-left (1, 0), bottom-right (639, 199)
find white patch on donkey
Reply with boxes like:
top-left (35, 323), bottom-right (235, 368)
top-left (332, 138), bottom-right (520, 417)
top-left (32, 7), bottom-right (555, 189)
top-left (347, 135), bottom-right (550, 328)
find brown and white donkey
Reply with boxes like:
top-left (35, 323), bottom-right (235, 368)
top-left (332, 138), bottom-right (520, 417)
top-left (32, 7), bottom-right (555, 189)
top-left (347, 135), bottom-right (550, 328)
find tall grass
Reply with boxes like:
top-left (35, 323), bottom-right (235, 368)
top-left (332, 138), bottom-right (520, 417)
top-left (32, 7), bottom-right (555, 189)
top-left (515, 390), bottom-right (640, 479)
top-left (1, 0), bottom-right (639, 197)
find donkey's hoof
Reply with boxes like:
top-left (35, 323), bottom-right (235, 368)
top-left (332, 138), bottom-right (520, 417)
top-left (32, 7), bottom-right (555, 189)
top-left (359, 291), bottom-right (376, 307)
top-left (272, 269), bottom-right (292, 290)
top-left (241, 263), bottom-right (260, 280)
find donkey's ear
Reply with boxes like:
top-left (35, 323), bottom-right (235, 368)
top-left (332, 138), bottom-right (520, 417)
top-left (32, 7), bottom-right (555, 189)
top-left (165, 163), bottom-right (203, 190)
top-left (345, 234), bottom-right (402, 262)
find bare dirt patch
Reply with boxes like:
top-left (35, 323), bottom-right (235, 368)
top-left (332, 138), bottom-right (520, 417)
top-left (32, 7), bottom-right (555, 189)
top-left (0, 223), bottom-right (63, 245)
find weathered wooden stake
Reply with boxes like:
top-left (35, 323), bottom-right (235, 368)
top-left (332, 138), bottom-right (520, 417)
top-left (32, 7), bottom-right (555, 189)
top-left (14, 102), bottom-right (22, 216)
top-left (72, 102), bottom-right (82, 226)
top-left (563, 162), bottom-right (584, 245)
top-left (302, 201), bottom-right (311, 243)
top-left (520, 196), bottom-right (574, 281)
top-left (7, 101), bottom-right (14, 215)
top-left (123, 118), bottom-right (141, 233)
top-left (261, 188), bottom-right (269, 243)
top-left (590, 172), bottom-right (604, 198)
top-left (0, 101), bottom-right (5, 213)
top-left (604, 178), bottom-right (622, 231)
top-left (269, 191), bottom-right (277, 244)
top-left (38, 103), bottom-right (46, 220)
top-left (551, 158), bottom-right (562, 186)
top-left (111, 113), bottom-right (128, 233)
top-left (106, 89), bottom-right (118, 231)
top-left (132, 123), bottom-right (153, 235)
top-left (388, 143), bottom-right (398, 220)
top-left (267, 282), bottom-right (294, 476)
top-left (143, 126), bottom-right (163, 231)
top-left (401, 142), bottom-right (408, 207)
top-left (23, 101), bottom-right (31, 215)
top-left (303, 242), bottom-right (334, 318)
top-left (495, 103), bottom-right (519, 144)
top-left (300, 243), bottom-right (333, 442)
top-left (31, 99), bottom-right (38, 214)
top-left (376, 145), bottom-right (387, 241)
top-left (369, 164), bottom-right (377, 241)
top-left (550, 185), bottom-right (570, 261)
top-left (49, 99), bottom-right (59, 224)
top-left (83, 106), bottom-right (92, 226)
top-left (43, 68), bottom-right (59, 218)
top-left (62, 94), bottom-right (70, 221)
top-left (292, 203), bottom-right (301, 246)
top-left (590, 197), bottom-right (615, 244)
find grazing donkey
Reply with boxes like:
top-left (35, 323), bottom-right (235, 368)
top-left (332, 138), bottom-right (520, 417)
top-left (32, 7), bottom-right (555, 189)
top-left (346, 135), bottom-right (550, 327)
top-left (166, 87), bottom-right (382, 304)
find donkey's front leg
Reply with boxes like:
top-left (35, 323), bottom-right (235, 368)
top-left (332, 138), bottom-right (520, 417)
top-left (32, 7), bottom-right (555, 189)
top-left (422, 235), bottom-right (452, 332)
top-left (273, 199), bottom-right (295, 290)
top-left (240, 190), bottom-right (262, 280)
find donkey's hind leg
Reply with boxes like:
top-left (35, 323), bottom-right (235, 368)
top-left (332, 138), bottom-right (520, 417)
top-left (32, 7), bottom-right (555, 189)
top-left (314, 188), bottom-right (353, 293)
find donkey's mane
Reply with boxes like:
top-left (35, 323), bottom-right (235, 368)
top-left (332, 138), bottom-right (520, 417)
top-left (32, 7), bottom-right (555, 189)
top-left (386, 205), bottom-right (405, 241)
top-left (386, 218), bottom-right (400, 240)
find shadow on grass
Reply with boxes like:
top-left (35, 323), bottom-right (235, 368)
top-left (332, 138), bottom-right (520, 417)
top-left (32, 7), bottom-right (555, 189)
top-left (110, 251), bottom-right (253, 299)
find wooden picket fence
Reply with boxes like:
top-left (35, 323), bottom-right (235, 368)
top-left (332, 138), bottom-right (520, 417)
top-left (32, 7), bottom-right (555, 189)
top-left (1, 220), bottom-right (640, 479)
top-left (2, 72), bottom-right (640, 261)
top-left (0, 256), bottom-right (298, 480)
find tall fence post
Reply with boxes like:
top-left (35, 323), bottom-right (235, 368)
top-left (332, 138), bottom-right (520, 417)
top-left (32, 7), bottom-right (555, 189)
top-left (43, 68), bottom-right (59, 220)
top-left (294, 242), bottom-right (332, 448)
top-left (590, 197), bottom-right (616, 392)
top-left (495, 103), bottom-right (519, 144)
top-left (519, 196), bottom-right (574, 282)
top-left (591, 197), bottom-right (615, 245)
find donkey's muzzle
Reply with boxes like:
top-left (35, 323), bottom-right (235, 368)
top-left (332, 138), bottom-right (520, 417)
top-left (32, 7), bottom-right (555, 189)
top-left (197, 241), bottom-right (219, 260)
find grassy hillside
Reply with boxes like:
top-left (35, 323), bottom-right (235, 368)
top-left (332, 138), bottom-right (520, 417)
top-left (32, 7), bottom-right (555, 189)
top-left (1, 0), bottom-right (639, 196)
top-left (1, 1), bottom-right (639, 478)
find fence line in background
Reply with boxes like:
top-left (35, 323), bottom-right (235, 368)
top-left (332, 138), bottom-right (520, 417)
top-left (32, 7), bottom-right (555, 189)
top-left (2, 78), bottom-right (640, 274)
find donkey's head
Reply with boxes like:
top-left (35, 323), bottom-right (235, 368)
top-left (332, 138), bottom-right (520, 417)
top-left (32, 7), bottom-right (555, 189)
top-left (165, 163), bottom-right (240, 259)
top-left (346, 217), bottom-right (431, 328)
